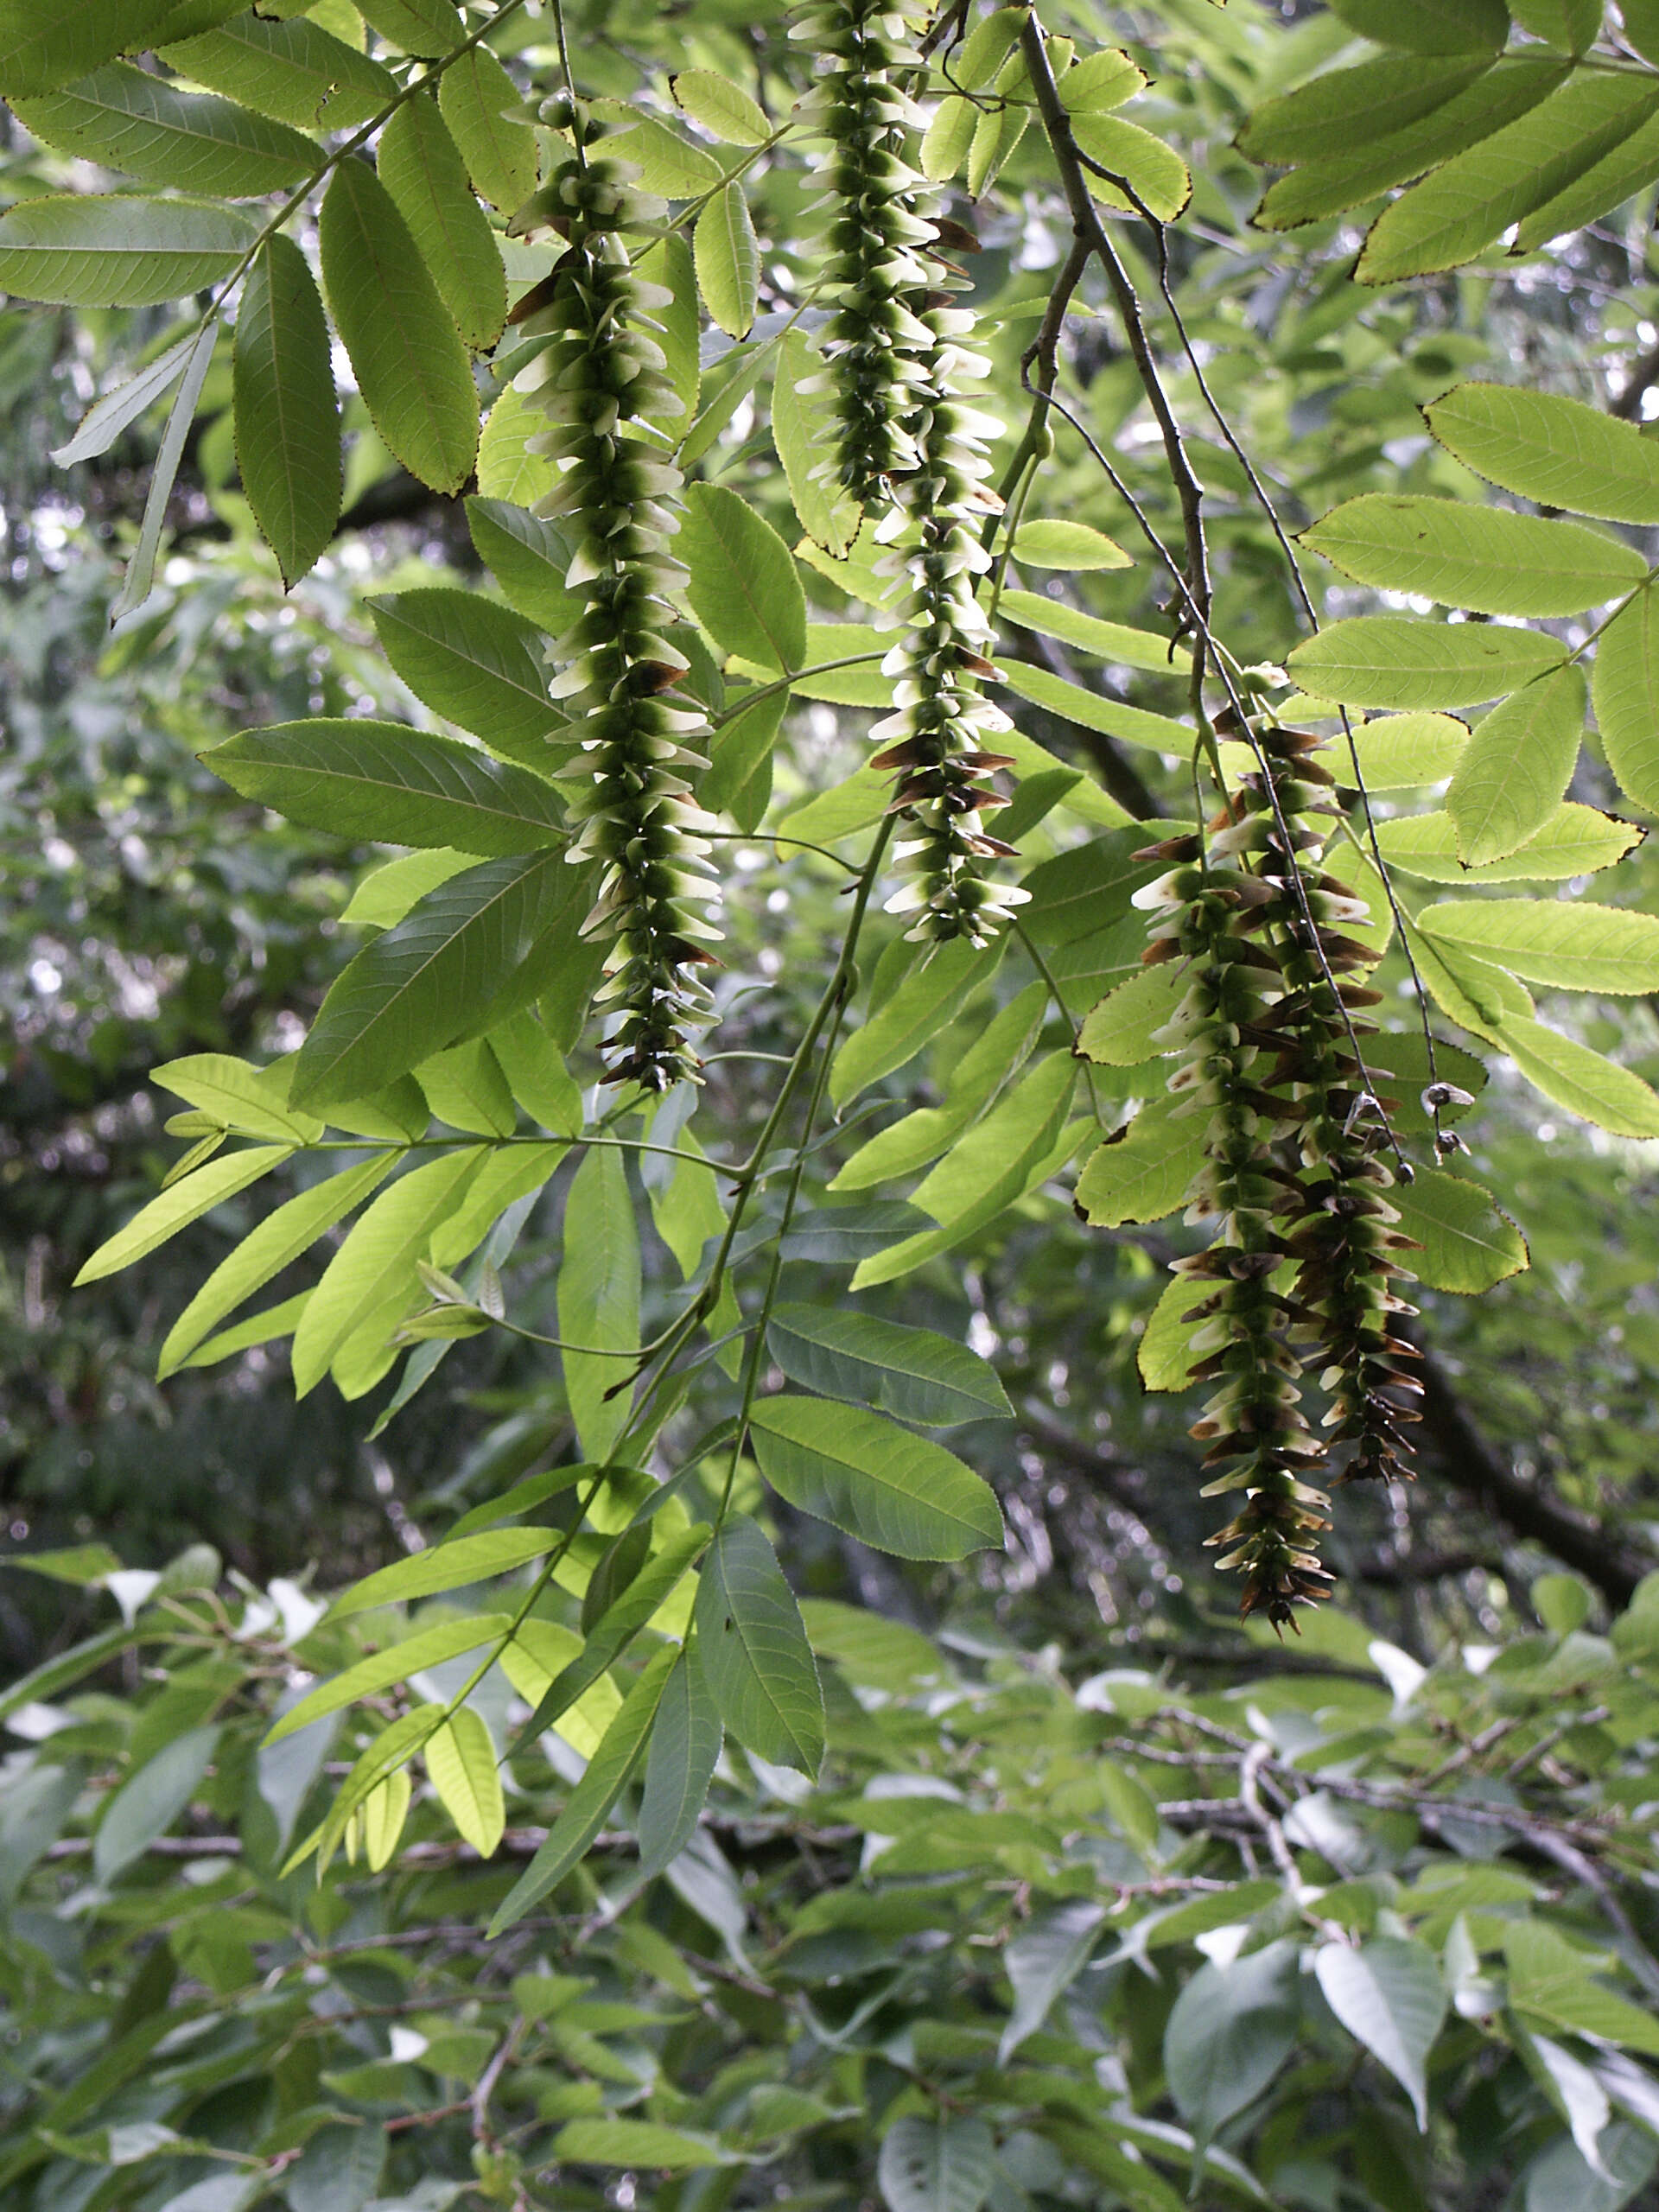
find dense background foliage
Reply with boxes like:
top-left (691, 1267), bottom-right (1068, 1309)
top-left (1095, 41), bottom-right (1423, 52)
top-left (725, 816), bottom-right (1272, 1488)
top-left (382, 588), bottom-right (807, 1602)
top-left (10, 2), bottom-right (1659, 2208)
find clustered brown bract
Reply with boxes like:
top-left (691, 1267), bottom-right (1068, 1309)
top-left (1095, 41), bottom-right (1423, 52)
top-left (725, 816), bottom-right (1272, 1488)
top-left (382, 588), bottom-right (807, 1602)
top-left (1135, 721), bottom-right (1421, 1629)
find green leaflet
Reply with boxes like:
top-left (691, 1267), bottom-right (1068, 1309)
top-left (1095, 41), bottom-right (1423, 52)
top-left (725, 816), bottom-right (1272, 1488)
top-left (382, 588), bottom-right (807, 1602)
top-left (1340, 713), bottom-right (1469, 789)
top-left (694, 182), bottom-right (759, 340)
top-left (554, 2120), bottom-right (730, 2173)
top-left (1010, 520), bottom-right (1133, 572)
top-left (158, 1154), bottom-right (394, 1376)
top-left (1592, 584), bottom-right (1659, 813)
top-left (647, 1130), bottom-right (727, 1281)
top-left (232, 236), bottom-right (340, 587)
top-left (557, 1147), bottom-right (641, 1464)
top-left (749, 1395), bottom-right (1003, 1560)
top-left (179, 1291), bottom-right (311, 1370)
top-left (921, 92), bottom-right (976, 181)
top-left (437, 43), bottom-right (537, 211)
top-left (1417, 899), bottom-right (1659, 995)
top-left (830, 935), bottom-right (1000, 1106)
top-left (681, 485), bottom-right (806, 676)
top-left (1286, 618), bottom-right (1565, 710)
top-left (1425, 383), bottom-right (1659, 524)
top-left (1446, 667), bottom-right (1586, 865)
top-left (637, 1642), bottom-right (723, 1881)
top-left (1138, 1269), bottom-right (1205, 1394)
top-left (488, 1643), bottom-right (677, 1934)
top-left (1020, 829), bottom-right (1166, 947)
top-left (774, 328), bottom-right (858, 556)
top-left (604, 115), bottom-right (724, 199)
top-left (1391, 1173), bottom-right (1528, 1295)
top-left (328, 1527), bottom-right (558, 1621)
top-left (765, 1307), bottom-right (1011, 1427)
top-left (266, 1614), bottom-right (512, 1744)
top-left (94, 1726), bottom-right (221, 1883)
top-left (415, 1037), bottom-right (514, 1136)
top-left (342, 849), bottom-right (474, 928)
top-left (636, 232), bottom-right (699, 423)
top-left (0, 0), bottom-right (175, 98)
top-left (293, 850), bottom-right (585, 1107)
top-left (299, 1703), bottom-right (446, 1874)
top-left (1058, 48), bottom-right (1145, 112)
top-left (672, 67), bottom-right (770, 145)
top-left (319, 157), bottom-right (478, 495)
top-left (1074, 1096), bottom-right (1202, 1229)
top-left (204, 720), bottom-right (563, 855)
top-left (1255, 59), bottom-right (1568, 232)
top-left (830, 982), bottom-right (1047, 1191)
top-left (996, 661), bottom-right (1190, 754)
top-left (74, 1144), bottom-right (294, 1286)
top-left (879, 2118), bottom-right (998, 2212)
top-left (1313, 1941), bottom-right (1447, 2133)
top-left (705, 690), bottom-right (786, 832)
top-left (354, 0), bottom-right (467, 59)
top-left (1300, 499), bottom-right (1644, 620)
top-left (1325, 0), bottom-right (1509, 50)
top-left (476, 385), bottom-right (556, 505)
top-left (52, 326), bottom-right (200, 467)
top-left (1375, 805), bottom-right (1641, 885)
top-left (1357, 73), bottom-right (1659, 285)
top-left (154, 1052), bottom-right (322, 1142)
top-left (513, 1524), bottom-right (711, 1750)
top-left (0, 192), bottom-right (257, 306)
top-left (1069, 112), bottom-right (1190, 222)
top-left (1164, 1943), bottom-right (1300, 2148)
top-left (377, 94), bottom-right (506, 352)
top-left (289, 1147), bottom-right (486, 1395)
top-left (1077, 965), bottom-right (1185, 1067)
top-left (12, 61), bottom-right (318, 195)
top-left (851, 1056), bottom-right (1081, 1289)
top-left (1410, 926), bottom-right (1535, 1039)
top-left (162, 14), bottom-right (396, 130)
top-left (694, 1513), bottom-right (823, 1776)
top-left (1514, 104), bottom-right (1659, 252)
top-left (424, 1706), bottom-right (505, 1858)
top-left (997, 589), bottom-right (1177, 672)
top-left (1495, 1015), bottom-right (1659, 1138)
top-left (465, 499), bottom-right (582, 635)
top-left (1239, 55), bottom-right (1492, 168)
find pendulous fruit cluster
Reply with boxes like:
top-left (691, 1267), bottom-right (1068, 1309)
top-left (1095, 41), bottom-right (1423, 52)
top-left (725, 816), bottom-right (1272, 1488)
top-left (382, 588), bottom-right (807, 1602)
top-left (511, 139), bottom-right (720, 1091)
top-left (792, 0), bottom-right (937, 509)
top-left (798, 0), bottom-right (1023, 944)
top-left (1133, 721), bottom-right (1421, 1627)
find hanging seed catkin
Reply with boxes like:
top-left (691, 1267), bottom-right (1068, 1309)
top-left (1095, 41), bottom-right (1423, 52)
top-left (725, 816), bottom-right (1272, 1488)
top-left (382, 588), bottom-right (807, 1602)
top-left (511, 137), bottom-right (720, 1091)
